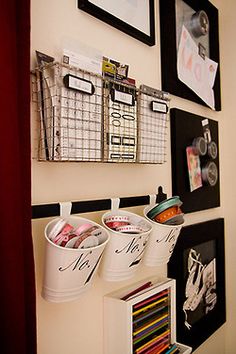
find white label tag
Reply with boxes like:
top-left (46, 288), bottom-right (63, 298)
top-left (152, 101), bottom-right (168, 113)
top-left (68, 76), bottom-right (93, 94)
top-left (202, 118), bottom-right (209, 127)
top-left (114, 90), bottom-right (133, 105)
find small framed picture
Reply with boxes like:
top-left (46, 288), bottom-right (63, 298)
top-left (168, 218), bottom-right (226, 351)
top-left (78, 0), bottom-right (155, 46)
top-left (186, 146), bottom-right (202, 192)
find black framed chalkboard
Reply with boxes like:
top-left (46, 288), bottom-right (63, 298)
top-left (159, 0), bottom-right (221, 111)
top-left (170, 108), bottom-right (220, 213)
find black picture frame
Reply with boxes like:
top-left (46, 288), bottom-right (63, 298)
top-left (170, 108), bottom-right (220, 213)
top-left (168, 218), bottom-right (226, 351)
top-left (159, 0), bottom-right (221, 111)
top-left (77, 0), bottom-right (155, 46)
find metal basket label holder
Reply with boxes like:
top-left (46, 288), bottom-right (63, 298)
top-left (33, 62), bottom-right (169, 164)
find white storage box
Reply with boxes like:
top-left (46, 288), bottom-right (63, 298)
top-left (104, 277), bottom-right (192, 354)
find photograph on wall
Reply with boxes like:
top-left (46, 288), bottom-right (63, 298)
top-left (168, 218), bottom-right (226, 350)
top-left (183, 240), bottom-right (217, 330)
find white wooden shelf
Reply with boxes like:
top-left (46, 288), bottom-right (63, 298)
top-left (104, 277), bottom-right (192, 354)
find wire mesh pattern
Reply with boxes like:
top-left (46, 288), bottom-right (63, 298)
top-left (35, 62), bottom-right (103, 161)
top-left (137, 85), bottom-right (169, 164)
top-left (34, 62), bottom-right (169, 164)
top-left (103, 80), bottom-right (138, 162)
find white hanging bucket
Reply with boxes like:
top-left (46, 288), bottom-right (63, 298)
top-left (143, 204), bottom-right (184, 266)
top-left (42, 215), bottom-right (110, 302)
top-left (99, 208), bottom-right (152, 281)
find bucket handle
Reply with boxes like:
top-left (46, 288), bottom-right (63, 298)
top-left (149, 194), bottom-right (156, 207)
top-left (59, 201), bottom-right (72, 219)
top-left (111, 198), bottom-right (120, 211)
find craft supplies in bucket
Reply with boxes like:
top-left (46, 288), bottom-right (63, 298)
top-left (99, 209), bottom-right (152, 281)
top-left (143, 196), bottom-right (184, 266)
top-left (42, 215), bottom-right (110, 302)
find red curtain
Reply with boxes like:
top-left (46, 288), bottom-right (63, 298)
top-left (0, 1), bottom-right (37, 354)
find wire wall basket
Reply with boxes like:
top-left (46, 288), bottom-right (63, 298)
top-left (137, 85), bottom-right (169, 164)
top-left (33, 62), bottom-right (169, 164)
top-left (103, 79), bottom-right (138, 163)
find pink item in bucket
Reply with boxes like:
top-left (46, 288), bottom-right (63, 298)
top-left (53, 224), bottom-right (74, 245)
top-left (48, 218), bottom-right (67, 241)
top-left (73, 226), bottom-right (99, 248)
top-left (74, 223), bottom-right (93, 236)
top-left (60, 233), bottom-right (78, 248)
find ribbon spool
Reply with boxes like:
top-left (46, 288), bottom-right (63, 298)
top-left (147, 196), bottom-right (184, 226)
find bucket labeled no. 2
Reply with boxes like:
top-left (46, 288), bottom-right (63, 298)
top-left (99, 210), bottom-right (152, 281)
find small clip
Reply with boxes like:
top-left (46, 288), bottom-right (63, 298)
top-left (198, 42), bottom-right (206, 60)
top-left (149, 194), bottom-right (156, 207)
top-left (59, 201), bottom-right (72, 219)
top-left (111, 198), bottom-right (120, 211)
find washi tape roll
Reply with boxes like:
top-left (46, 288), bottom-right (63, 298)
top-left (64, 235), bottom-right (80, 248)
top-left (104, 215), bottom-right (130, 224)
top-left (202, 161), bottom-right (218, 186)
top-left (73, 226), bottom-right (99, 248)
top-left (116, 225), bottom-right (144, 234)
top-left (164, 213), bottom-right (185, 225)
top-left (74, 223), bottom-right (93, 236)
top-left (48, 218), bottom-right (67, 241)
top-left (207, 141), bottom-right (218, 159)
top-left (53, 224), bottom-right (74, 245)
top-left (192, 136), bottom-right (207, 156)
top-left (105, 221), bottom-right (130, 230)
top-left (191, 10), bottom-right (209, 37)
top-left (154, 205), bottom-right (182, 224)
top-left (147, 196), bottom-right (182, 220)
top-left (60, 233), bottom-right (78, 248)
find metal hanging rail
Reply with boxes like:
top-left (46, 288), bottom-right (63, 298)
top-left (32, 186), bottom-right (167, 219)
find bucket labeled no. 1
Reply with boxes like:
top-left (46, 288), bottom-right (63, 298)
top-left (99, 210), bottom-right (152, 281)
top-left (42, 215), bottom-right (110, 302)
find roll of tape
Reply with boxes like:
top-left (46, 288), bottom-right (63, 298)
top-left (207, 141), bottom-right (218, 159)
top-left (48, 218), bottom-right (67, 241)
top-left (73, 226), bottom-right (99, 248)
top-left (104, 215), bottom-right (130, 224)
top-left (53, 224), bottom-right (74, 245)
top-left (60, 233), bottom-right (78, 248)
top-left (74, 223), bottom-right (93, 236)
top-left (116, 225), bottom-right (144, 234)
top-left (202, 161), bottom-right (218, 186)
top-left (191, 10), bottom-right (209, 38)
top-left (192, 137), bottom-right (207, 156)
top-left (105, 221), bottom-right (130, 230)
top-left (154, 205), bottom-right (182, 224)
top-left (147, 196), bottom-right (182, 220)
top-left (164, 214), bottom-right (185, 226)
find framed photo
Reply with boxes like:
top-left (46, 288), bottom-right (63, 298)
top-left (77, 0), bottom-right (155, 46)
top-left (170, 108), bottom-right (220, 213)
top-left (159, 0), bottom-right (221, 110)
top-left (168, 218), bottom-right (226, 351)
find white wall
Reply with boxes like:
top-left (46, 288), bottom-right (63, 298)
top-left (31, 0), bottom-right (236, 353)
